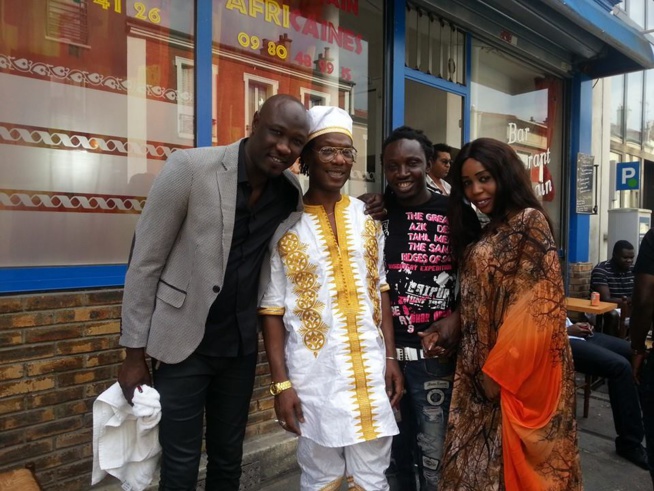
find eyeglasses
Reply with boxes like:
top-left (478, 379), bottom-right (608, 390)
top-left (439, 158), bottom-right (453, 165)
top-left (315, 146), bottom-right (357, 163)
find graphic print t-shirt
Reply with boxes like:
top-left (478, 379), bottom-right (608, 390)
top-left (383, 192), bottom-right (455, 349)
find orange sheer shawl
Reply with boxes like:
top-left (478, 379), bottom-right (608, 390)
top-left (483, 286), bottom-right (564, 491)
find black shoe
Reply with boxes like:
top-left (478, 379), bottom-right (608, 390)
top-left (616, 445), bottom-right (650, 470)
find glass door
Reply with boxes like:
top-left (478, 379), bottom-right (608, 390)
top-left (404, 79), bottom-right (463, 157)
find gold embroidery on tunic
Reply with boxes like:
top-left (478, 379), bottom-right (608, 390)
top-left (278, 232), bottom-right (329, 357)
top-left (362, 217), bottom-right (382, 328)
top-left (316, 197), bottom-right (380, 441)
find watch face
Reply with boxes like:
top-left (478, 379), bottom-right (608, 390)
top-left (269, 383), bottom-right (280, 395)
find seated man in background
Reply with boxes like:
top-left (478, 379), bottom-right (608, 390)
top-left (590, 240), bottom-right (635, 336)
top-left (567, 318), bottom-right (647, 469)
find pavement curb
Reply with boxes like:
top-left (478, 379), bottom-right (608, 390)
top-left (91, 430), bottom-right (299, 490)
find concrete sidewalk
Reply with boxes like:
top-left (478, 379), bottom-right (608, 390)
top-left (260, 382), bottom-right (652, 491)
top-left (94, 381), bottom-right (651, 490)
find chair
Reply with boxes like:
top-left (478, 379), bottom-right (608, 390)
top-left (575, 373), bottom-right (592, 419)
top-left (0, 463), bottom-right (42, 491)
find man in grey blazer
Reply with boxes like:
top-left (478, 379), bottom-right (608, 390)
top-left (118, 94), bottom-right (310, 490)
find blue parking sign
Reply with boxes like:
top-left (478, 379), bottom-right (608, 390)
top-left (616, 162), bottom-right (640, 191)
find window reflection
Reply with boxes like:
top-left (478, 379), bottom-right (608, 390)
top-left (0, 0), bottom-right (195, 267)
top-left (470, 39), bottom-right (563, 240)
top-left (645, 70), bottom-right (654, 151)
top-left (610, 75), bottom-right (625, 141)
top-left (212, 0), bottom-right (383, 197)
top-left (626, 71), bottom-right (643, 145)
top-left (628, 0), bottom-right (645, 27)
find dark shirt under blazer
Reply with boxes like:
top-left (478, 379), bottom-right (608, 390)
top-left (120, 139), bottom-right (303, 364)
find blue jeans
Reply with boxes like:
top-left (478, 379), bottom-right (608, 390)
top-left (388, 357), bottom-right (455, 491)
top-left (638, 352), bottom-right (654, 484)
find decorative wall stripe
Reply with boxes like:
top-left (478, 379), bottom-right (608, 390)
top-left (0, 54), bottom-right (193, 103)
top-left (0, 189), bottom-right (146, 214)
top-left (0, 122), bottom-right (187, 159)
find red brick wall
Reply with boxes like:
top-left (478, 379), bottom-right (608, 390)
top-left (0, 289), bottom-right (278, 490)
top-left (568, 262), bottom-right (592, 299)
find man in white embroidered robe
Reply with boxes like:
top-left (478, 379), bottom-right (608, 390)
top-left (259, 106), bottom-right (403, 490)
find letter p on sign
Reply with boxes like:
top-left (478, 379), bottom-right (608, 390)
top-left (615, 162), bottom-right (640, 191)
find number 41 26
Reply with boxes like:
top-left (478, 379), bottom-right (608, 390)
top-left (93, 0), bottom-right (162, 24)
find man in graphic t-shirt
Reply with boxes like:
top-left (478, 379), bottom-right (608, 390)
top-left (381, 126), bottom-right (480, 490)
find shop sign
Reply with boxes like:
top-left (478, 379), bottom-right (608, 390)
top-left (507, 122), bottom-right (554, 199)
top-left (576, 153), bottom-right (596, 214)
top-left (615, 161), bottom-right (640, 191)
top-left (222, 0), bottom-right (365, 83)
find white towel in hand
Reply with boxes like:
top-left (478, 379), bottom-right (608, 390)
top-left (92, 382), bottom-right (162, 491)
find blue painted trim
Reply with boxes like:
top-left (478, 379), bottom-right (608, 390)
top-left (567, 73), bottom-right (592, 265)
top-left (195, 0), bottom-right (213, 147)
top-left (390, 1), bottom-right (405, 131)
top-left (404, 68), bottom-right (467, 97)
top-left (0, 265), bottom-right (127, 294)
top-left (541, 0), bottom-right (654, 75)
top-left (462, 34), bottom-right (472, 144)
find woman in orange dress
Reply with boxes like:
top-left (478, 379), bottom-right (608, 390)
top-left (440, 138), bottom-right (582, 490)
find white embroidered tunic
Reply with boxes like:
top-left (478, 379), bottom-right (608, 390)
top-left (259, 195), bottom-right (399, 447)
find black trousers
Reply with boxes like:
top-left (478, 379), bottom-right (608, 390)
top-left (570, 333), bottom-right (644, 450)
top-left (153, 351), bottom-right (257, 491)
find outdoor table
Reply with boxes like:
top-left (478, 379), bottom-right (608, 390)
top-left (565, 297), bottom-right (618, 316)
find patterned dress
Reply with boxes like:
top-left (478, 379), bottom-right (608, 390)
top-left (441, 208), bottom-right (582, 491)
top-left (259, 194), bottom-right (398, 447)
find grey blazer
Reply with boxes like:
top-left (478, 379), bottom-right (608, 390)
top-left (119, 139), bottom-right (303, 364)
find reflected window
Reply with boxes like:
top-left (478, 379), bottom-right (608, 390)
top-left (301, 88), bottom-right (331, 108)
top-left (244, 74), bottom-right (278, 134)
top-left (610, 75), bottom-right (625, 141)
top-left (405, 2), bottom-right (465, 85)
top-left (46, 0), bottom-right (89, 46)
top-left (626, 71), bottom-right (643, 145)
top-left (0, 1), bottom-right (195, 270)
top-left (645, 70), bottom-right (654, 151)
top-left (628, 0), bottom-right (645, 27)
top-left (175, 56), bottom-right (195, 139)
top-left (470, 39), bottom-right (563, 240)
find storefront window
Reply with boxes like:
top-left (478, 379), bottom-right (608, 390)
top-left (0, 0), bottom-right (194, 270)
top-left (405, 2), bottom-right (465, 85)
top-left (610, 74), bottom-right (625, 141)
top-left (213, 0), bottom-right (383, 197)
top-left (470, 39), bottom-right (564, 240)
top-left (628, 0), bottom-right (645, 27)
top-left (1, 0), bottom-right (384, 283)
top-left (645, 70), bottom-right (654, 153)
top-left (626, 71), bottom-right (644, 145)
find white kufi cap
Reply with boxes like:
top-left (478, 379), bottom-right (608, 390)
top-left (307, 106), bottom-right (353, 141)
